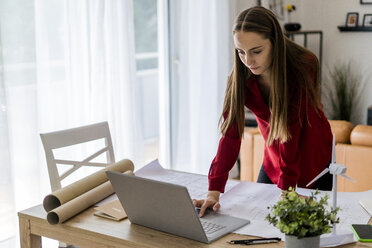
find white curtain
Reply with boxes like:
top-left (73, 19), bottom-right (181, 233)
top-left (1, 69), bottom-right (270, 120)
top-left (0, 32), bottom-right (16, 243)
top-left (1, 0), bottom-right (140, 244)
top-left (35, 0), bottom-right (142, 163)
top-left (170, 0), bottom-right (231, 174)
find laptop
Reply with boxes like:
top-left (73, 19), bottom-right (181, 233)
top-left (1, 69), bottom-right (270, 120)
top-left (106, 171), bottom-right (250, 243)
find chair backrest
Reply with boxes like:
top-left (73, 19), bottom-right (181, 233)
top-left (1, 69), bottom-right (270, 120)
top-left (40, 121), bottom-right (115, 192)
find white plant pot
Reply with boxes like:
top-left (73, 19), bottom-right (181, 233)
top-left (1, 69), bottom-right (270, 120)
top-left (285, 235), bottom-right (320, 248)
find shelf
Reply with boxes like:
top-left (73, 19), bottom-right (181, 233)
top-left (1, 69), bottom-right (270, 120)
top-left (285, 30), bottom-right (322, 35)
top-left (338, 26), bottom-right (372, 32)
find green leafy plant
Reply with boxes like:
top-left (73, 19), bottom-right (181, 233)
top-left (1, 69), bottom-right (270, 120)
top-left (322, 62), bottom-right (364, 123)
top-left (266, 188), bottom-right (339, 239)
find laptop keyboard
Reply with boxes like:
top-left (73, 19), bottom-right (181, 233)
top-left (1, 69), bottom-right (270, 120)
top-left (200, 220), bottom-right (226, 234)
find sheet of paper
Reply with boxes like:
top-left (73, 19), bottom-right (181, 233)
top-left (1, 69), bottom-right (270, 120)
top-left (134, 159), bottom-right (239, 199)
top-left (220, 181), bottom-right (372, 247)
top-left (219, 181), bottom-right (283, 238)
top-left (105, 159), bottom-right (370, 247)
top-left (296, 188), bottom-right (372, 231)
top-left (359, 198), bottom-right (372, 216)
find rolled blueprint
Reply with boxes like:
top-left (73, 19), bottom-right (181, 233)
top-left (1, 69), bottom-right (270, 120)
top-left (43, 159), bottom-right (134, 212)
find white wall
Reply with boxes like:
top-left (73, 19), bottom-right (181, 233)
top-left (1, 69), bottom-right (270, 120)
top-left (297, 0), bottom-right (372, 124)
top-left (234, 0), bottom-right (372, 124)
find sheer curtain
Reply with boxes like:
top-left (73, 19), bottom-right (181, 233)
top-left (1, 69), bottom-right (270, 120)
top-left (0, 28), bottom-right (16, 243)
top-left (35, 0), bottom-right (142, 163)
top-left (169, 0), bottom-right (232, 174)
top-left (1, 0), bottom-right (140, 244)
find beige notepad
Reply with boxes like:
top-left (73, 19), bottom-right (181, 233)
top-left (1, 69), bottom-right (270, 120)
top-left (94, 199), bottom-right (127, 221)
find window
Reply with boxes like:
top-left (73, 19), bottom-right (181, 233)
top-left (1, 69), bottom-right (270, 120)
top-left (133, 0), bottom-right (159, 164)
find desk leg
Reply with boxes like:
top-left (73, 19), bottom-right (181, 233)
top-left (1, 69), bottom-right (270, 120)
top-left (19, 217), bottom-right (41, 248)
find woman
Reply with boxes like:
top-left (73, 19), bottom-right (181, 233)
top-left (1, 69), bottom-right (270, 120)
top-left (194, 6), bottom-right (333, 217)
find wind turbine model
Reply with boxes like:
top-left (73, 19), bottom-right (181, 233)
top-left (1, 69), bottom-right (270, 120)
top-left (306, 134), bottom-right (356, 246)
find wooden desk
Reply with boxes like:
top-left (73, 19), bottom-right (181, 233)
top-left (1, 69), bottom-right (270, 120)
top-left (19, 204), bottom-right (372, 248)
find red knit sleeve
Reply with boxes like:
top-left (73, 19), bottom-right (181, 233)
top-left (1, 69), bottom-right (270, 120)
top-left (208, 116), bottom-right (241, 193)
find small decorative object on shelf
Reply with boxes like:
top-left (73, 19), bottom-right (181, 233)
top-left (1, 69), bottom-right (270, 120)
top-left (268, 0), bottom-right (285, 20)
top-left (284, 4), bottom-right (301, 31)
top-left (346, 12), bottom-right (359, 27)
top-left (338, 12), bottom-right (372, 31)
top-left (363, 14), bottom-right (372, 27)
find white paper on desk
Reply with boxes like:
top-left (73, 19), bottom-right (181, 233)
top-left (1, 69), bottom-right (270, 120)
top-left (296, 188), bottom-right (372, 231)
top-left (359, 198), bottom-right (372, 216)
top-left (235, 220), bottom-right (284, 239)
top-left (220, 182), bottom-right (371, 246)
top-left (218, 181), bottom-right (282, 238)
top-left (134, 159), bottom-right (240, 199)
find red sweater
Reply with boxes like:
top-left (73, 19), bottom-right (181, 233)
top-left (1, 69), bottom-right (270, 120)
top-left (208, 74), bottom-right (333, 192)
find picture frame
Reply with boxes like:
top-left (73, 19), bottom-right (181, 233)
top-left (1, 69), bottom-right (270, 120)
top-left (360, 0), bottom-right (372, 4)
top-left (363, 14), bottom-right (372, 27)
top-left (346, 12), bottom-right (359, 27)
top-left (268, 0), bottom-right (285, 20)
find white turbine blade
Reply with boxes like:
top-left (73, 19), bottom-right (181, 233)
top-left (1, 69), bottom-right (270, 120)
top-left (331, 133), bottom-right (336, 164)
top-left (306, 168), bottom-right (329, 187)
top-left (341, 174), bottom-right (356, 183)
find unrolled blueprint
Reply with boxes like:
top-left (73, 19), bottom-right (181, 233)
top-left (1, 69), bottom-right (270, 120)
top-left (219, 181), bottom-right (372, 246)
top-left (134, 159), bottom-right (240, 199)
top-left (122, 159), bottom-right (372, 247)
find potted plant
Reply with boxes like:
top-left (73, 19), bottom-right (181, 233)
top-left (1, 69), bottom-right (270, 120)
top-left (266, 188), bottom-right (339, 248)
top-left (322, 62), bottom-right (365, 124)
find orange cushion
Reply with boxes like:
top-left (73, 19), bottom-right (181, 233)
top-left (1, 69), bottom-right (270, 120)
top-left (351, 125), bottom-right (372, 146)
top-left (328, 120), bottom-right (354, 144)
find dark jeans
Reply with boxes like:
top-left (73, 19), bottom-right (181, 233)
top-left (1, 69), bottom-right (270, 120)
top-left (256, 165), bottom-right (332, 191)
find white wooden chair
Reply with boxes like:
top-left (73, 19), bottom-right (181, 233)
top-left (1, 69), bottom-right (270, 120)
top-left (40, 121), bottom-right (115, 192)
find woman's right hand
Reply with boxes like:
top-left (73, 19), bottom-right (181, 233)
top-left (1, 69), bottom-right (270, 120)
top-left (192, 190), bottom-right (221, 217)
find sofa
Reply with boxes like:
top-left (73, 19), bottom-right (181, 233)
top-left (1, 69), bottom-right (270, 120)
top-left (239, 120), bottom-right (372, 192)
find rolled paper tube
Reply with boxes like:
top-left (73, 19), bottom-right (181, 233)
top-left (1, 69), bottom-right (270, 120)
top-left (47, 170), bottom-right (135, 225)
top-left (43, 159), bottom-right (134, 212)
top-left (46, 170), bottom-right (135, 225)
top-left (47, 180), bottom-right (113, 224)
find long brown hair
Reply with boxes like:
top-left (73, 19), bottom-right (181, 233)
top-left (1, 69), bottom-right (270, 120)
top-left (220, 6), bottom-right (321, 145)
